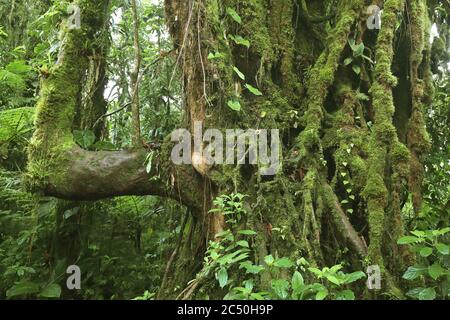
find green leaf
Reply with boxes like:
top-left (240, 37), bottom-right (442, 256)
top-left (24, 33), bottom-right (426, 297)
top-left (73, 130), bottom-right (96, 149)
top-left (271, 279), bottom-right (290, 299)
top-left (326, 275), bottom-right (342, 286)
top-left (308, 267), bottom-right (323, 277)
top-left (419, 287), bottom-right (436, 301)
top-left (435, 243), bottom-right (449, 255)
top-left (336, 289), bottom-right (355, 300)
top-left (353, 43), bottom-right (365, 57)
top-left (63, 207), bottom-right (80, 220)
top-left (411, 230), bottom-right (426, 237)
top-left (344, 57), bottom-right (353, 66)
top-left (226, 7), bottom-right (242, 24)
top-left (348, 38), bottom-right (356, 51)
top-left (397, 236), bottom-right (420, 245)
top-left (436, 227), bottom-right (450, 236)
top-left (233, 66), bottom-right (246, 80)
top-left (230, 35), bottom-right (250, 48)
top-left (352, 64), bottom-right (361, 75)
top-left (291, 271), bottom-right (304, 292)
top-left (6, 281), bottom-right (40, 298)
top-left (93, 141), bottom-right (117, 151)
top-left (428, 263), bottom-right (445, 280)
top-left (6, 60), bottom-right (32, 74)
top-left (217, 267), bottom-right (228, 288)
top-left (402, 265), bottom-right (426, 280)
top-left (345, 271), bottom-right (366, 284)
top-left (244, 84), bottom-right (263, 96)
top-left (406, 287), bottom-right (425, 299)
top-left (264, 255), bottom-right (275, 266)
top-left (274, 257), bottom-right (294, 268)
top-left (236, 240), bottom-right (249, 248)
top-left (227, 100), bottom-right (241, 111)
top-left (39, 283), bottom-right (61, 298)
top-left (208, 51), bottom-right (224, 60)
top-left (419, 247), bottom-right (433, 258)
top-left (238, 230), bottom-right (257, 235)
top-left (315, 289), bottom-right (328, 300)
top-left (240, 261), bottom-right (265, 274)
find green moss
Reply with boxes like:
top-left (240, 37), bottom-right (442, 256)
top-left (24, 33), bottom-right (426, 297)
top-left (27, 0), bottom-right (110, 192)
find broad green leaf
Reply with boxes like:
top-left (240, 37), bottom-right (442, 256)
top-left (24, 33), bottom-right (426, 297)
top-left (419, 287), bottom-right (436, 300)
top-left (274, 257), bottom-right (294, 268)
top-left (315, 289), bottom-right (328, 300)
top-left (397, 236), bottom-right (420, 245)
top-left (6, 60), bottom-right (32, 74)
top-left (245, 84), bottom-right (263, 96)
top-left (230, 35), bottom-right (250, 48)
top-left (217, 267), bottom-right (228, 288)
top-left (226, 7), bottom-right (242, 24)
top-left (345, 271), bottom-right (366, 284)
top-left (428, 263), bottom-right (445, 280)
top-left (435, 227), bottom-right (450, 236)
top-left (326, 275), bottom-right (342, 285)
top-left (264, 255), bottom-right (275, 266)
top-left (6, 281), bottom-right (40, 298)
top-left (419, 247), bottom-right (433, 257)
top-left (352, 64), bottom-right (361, 75)
top-left (39, 283), bottom-right (61, 298)
top-left (406, 287), bottom-right (425, 299)
top-left (240, 261), bottom-right (265, 274)
top-left (233, 67), bottom-right (245, 80)
top-left (227, 100), bottom-right (241, 111)
top-left (271, 279), bottom-right (290, 299)
top-left (336, 289), bottom-right (355, 300)
top-left (402, 265), bottom-right (426, 280)
top-left (236, 240), bottom-right (249, 248)
top-left (308, 267), bottom-right (323, 277)
top-left (73, 130), bottom-right (96, 149)
top-left (291, 271), bottom-right (304, 292)
top-left (435, 243), bottom-right (449, 255)
top-left (354, 43), bottom-right (365, 57)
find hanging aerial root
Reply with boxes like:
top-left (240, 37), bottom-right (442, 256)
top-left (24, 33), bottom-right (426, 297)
top-left (363, 0), bottom-right (405, 277)
top-left (322, 183), bottom-right (368, 257)
top-left (407, 0), bottom-right (432, 212)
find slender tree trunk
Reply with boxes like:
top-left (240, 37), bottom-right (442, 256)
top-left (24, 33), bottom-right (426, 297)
top-left (131, 0), bottom-right (142, 146)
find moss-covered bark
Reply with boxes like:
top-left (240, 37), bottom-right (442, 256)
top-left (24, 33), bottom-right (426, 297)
top-left (28, 0), bottom-right (435, 299)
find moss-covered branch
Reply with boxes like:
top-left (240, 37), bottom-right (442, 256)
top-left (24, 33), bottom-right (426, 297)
top-left (27, 0), bottom-right (203, 210)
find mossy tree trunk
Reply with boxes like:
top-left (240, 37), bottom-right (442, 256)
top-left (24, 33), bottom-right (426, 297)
top-left (28, 0), bottom-right (434, 299)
